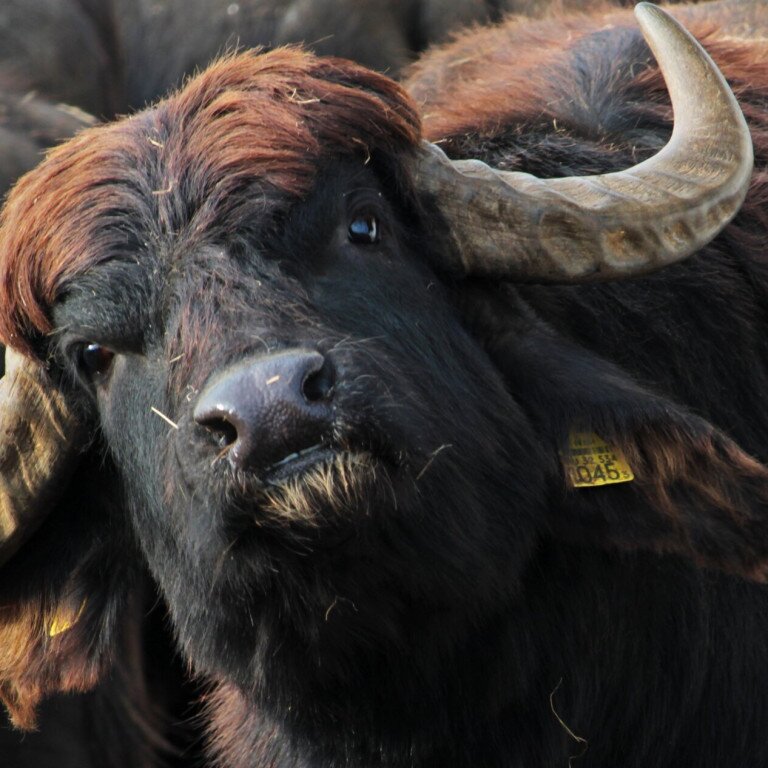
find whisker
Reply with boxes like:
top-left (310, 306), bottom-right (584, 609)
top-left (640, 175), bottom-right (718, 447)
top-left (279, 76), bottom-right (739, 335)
top-left (151, 406), bottom-right (179, 430)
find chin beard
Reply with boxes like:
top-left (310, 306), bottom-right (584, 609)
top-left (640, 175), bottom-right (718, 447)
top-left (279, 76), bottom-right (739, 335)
top-left (247, 450), bottom-right (391, 528)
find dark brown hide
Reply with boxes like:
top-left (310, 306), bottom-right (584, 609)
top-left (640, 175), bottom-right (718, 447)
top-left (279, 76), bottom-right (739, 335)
top-left (2, 4), bottom-right (768, 768)
top-left (0, 49), bottom-right (420, 353)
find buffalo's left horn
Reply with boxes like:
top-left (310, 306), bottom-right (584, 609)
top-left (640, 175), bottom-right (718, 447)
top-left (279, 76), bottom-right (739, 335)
top-left (415, 3), bottom-right (754, 282)
top-left (0, 348), bottom-right (84, 567)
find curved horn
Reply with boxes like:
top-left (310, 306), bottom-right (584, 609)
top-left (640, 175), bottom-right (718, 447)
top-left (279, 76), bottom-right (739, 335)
top-left (0, 348), bottom-right (84, 566)
top-left (414, 3), bottom-right (754, 282)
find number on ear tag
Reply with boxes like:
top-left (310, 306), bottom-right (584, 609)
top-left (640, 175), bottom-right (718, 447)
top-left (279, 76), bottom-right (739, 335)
top-left (564, 432), bottom-right (635, 488)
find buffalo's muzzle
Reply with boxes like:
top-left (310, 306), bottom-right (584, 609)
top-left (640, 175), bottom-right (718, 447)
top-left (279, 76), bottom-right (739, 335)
top-left (193, 350), bottom-right (335, 473)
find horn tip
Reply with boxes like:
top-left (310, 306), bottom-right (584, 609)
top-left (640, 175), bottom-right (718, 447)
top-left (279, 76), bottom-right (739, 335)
top-left (634, 2), bottom-right (661, 19)
top-left (634, 3), bottom-right (674, 31)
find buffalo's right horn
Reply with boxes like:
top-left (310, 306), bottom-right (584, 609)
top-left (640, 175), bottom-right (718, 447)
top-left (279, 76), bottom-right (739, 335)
top-left (0, 348), bottom-right (84, 567)
top-left (415, 3), bottom-right (754, 282)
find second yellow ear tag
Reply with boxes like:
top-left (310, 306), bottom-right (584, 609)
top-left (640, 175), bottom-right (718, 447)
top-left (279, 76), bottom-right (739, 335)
top-left (48, 598), bottom-right (87, 638)
top-left (564, 431), bottom-right (635, 488)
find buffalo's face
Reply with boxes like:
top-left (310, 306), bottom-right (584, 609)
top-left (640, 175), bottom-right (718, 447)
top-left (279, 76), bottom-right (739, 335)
top-left (4, 22), bottom-right (768, 750)
top-left (51, 158), bottom-right (548, 694)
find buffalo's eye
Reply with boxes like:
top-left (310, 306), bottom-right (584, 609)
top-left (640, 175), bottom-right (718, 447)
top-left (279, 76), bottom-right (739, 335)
top-left (78, 343), bottom-right (115, 380)
top-left (348, 214), bottom-right (379, 244)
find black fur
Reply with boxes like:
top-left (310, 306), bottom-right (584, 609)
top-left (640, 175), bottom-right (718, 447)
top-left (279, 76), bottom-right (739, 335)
top-left (4, 8), bottom-right (768, 768)
top-left (0, 0), bottom-right (494, 120)
top-left (0, 0), bottom-right (494, 197)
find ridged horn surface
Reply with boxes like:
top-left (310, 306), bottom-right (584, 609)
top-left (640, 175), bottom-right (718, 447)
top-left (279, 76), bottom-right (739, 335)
top-left (414, 3), bottom-right (754, 282)
top-left (0, 349), bottom-right (83, 566)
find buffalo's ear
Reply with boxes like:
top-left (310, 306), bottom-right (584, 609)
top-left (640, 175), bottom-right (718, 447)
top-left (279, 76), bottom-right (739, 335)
top-left (554, 408), bottom-right (768, 582)
top-left (0, 453), bottom-right (139, 729)
top-left (467, 287), bottom-right (768, 582)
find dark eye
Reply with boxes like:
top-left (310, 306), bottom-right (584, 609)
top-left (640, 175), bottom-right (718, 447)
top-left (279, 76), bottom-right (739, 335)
top-left (78, 343), bottom-right (115, 380)
top-left (348, 214), bottom-right (379, 244)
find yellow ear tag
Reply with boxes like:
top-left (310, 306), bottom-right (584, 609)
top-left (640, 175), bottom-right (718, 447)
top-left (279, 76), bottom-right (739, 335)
top-left (564, 431), bottom-right (635, 488)
top-left (47, 598), bottom-right (87, 638)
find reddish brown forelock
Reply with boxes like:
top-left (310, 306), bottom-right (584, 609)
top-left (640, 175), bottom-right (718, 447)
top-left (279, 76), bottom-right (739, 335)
top-left (162, 51), bottom-right (420, 215)
top-left (0, 112), bottom-right (166, 357)
top-left (0, 48), bottom-right (420, 357)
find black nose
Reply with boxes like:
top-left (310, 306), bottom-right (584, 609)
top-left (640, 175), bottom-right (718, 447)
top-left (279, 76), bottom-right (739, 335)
top-left (193, 350), bottom-right (335, 471)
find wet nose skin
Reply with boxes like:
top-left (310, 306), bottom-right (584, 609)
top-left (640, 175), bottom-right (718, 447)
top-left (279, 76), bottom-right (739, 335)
top-left (193, 350), bottom-right (335, 472)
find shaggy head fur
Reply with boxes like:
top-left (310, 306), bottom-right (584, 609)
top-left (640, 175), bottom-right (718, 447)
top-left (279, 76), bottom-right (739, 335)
top-left (4, 6), bottom-right (768, 767)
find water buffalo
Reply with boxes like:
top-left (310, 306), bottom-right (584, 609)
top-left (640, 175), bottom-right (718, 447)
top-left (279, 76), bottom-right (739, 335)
top-left (0, 0), bottom-right (685, 200)
top-left (0, 0), bottom-right (496, 122)
top-left (2, 2), bottom-right (768, 766)
top-left (0, 0), bottom-right (493, 200)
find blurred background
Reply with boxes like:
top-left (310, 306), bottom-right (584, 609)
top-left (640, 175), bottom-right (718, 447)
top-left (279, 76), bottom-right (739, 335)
top-left (0, 0), bottom-right (656, 194)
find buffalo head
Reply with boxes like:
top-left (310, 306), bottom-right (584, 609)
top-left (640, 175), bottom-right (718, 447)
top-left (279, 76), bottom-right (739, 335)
top-left (0, 6), bottom-right (765, 762)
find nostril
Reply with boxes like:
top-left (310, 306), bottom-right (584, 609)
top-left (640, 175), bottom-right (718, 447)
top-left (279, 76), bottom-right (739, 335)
top-left (302, 358), bottom-right (335, 403)
top-left (193, 350), bottom-right (335, 471)
top-left (198, 416), bottom-right (238, 449)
